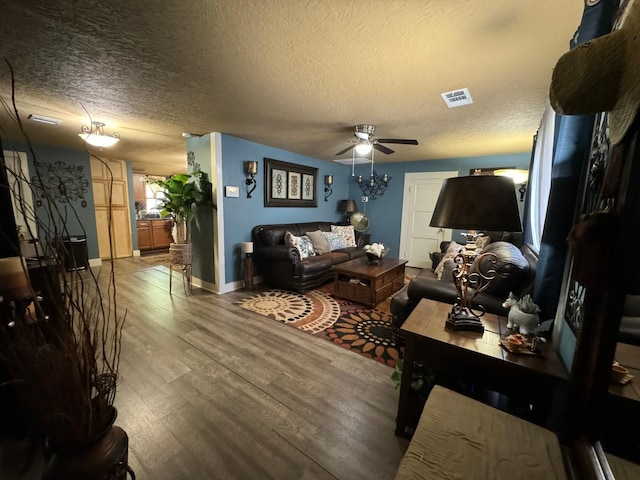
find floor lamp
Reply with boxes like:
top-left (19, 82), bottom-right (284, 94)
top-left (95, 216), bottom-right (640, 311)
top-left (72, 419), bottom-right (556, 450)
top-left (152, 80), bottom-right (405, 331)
top-left (429, 175), bottom-right (522, 332)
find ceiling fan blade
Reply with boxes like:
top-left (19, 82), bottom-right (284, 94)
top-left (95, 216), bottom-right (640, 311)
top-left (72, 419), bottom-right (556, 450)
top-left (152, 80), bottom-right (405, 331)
top-left (373, 143), bottom-right (394, 154)
top-left (335, 144), bottom-right (356, 156)
top-left (376, 138), bottom-right (419, 145)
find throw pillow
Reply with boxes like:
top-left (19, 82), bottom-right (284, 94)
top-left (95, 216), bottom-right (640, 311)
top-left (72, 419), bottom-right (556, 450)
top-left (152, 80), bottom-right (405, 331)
top-left (331, 225), bottom-right (357, 247)
top-left (284, 231), bottom-right (316, 259)
top-left (323, 231), bottom-right (347, 251)
top-left (305, 230), bottom-right (331, 255)
top-left (475, 235), bottom-right (490, 250)
top-left (434, 241), bottom-right (464, 280)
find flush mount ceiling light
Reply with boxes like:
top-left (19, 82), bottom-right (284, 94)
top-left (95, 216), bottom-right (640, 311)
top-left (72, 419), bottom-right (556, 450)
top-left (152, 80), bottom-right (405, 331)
top-left (78, 121), bottom-right (120, 147)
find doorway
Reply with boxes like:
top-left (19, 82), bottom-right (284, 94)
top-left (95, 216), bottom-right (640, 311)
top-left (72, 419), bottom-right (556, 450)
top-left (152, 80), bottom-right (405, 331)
top-left (399, 171), bottom-right (458, 268)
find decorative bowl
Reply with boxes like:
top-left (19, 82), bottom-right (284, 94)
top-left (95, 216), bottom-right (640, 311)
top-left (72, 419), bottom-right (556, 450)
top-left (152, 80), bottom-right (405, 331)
top-left (611, 363), bottom-right (629, 383)
top-left (366, 252), bottom-right (383, 265)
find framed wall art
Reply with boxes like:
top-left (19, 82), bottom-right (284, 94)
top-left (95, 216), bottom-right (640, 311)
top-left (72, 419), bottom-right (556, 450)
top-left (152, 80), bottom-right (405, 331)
top-left (264, 158), bottom-right (318, 207)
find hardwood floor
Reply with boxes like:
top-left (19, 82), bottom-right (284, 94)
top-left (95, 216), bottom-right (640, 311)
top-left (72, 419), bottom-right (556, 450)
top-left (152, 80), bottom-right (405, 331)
top-left (106, 257), bottom-right (409, 479)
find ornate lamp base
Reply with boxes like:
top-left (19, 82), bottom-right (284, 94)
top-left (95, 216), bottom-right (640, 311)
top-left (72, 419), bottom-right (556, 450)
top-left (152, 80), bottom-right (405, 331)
top-left (446, 308), bottom-right (485, 333)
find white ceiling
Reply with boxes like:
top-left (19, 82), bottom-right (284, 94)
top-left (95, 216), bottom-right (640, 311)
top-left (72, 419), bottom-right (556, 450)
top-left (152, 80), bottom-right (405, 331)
top-left (0, 1), bottom-right (584, 176)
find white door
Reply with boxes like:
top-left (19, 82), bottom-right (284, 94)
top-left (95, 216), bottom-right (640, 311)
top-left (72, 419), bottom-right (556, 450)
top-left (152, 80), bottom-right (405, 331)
top-left (3, 150), bottom-right (38, 256)
top-left (399, 171), bottom-right (458, 268)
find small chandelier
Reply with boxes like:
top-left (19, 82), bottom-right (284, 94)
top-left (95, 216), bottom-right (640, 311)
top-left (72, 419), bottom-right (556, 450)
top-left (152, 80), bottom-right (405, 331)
top-left (78, 121), bottom-right (120, 147)
top-left (356, 170), bottom-right (391, 200)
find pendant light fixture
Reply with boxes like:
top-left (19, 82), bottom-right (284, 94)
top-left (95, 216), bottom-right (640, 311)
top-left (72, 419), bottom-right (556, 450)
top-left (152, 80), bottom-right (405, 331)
top-left (78, 121), bottom-right (120, 147)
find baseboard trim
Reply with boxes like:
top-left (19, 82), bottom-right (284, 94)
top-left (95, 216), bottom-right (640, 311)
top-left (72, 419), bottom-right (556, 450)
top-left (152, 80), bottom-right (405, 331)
top-left (89, 258), bottom-right (102, 267)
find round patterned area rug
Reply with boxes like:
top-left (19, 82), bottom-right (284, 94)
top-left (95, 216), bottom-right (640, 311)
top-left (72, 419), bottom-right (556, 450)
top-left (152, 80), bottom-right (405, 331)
top-left (234, 289), bottom-right (340, 334)
top-left (325, 308), bottom-right (400, 367)
top-left (235, 284), bottom-right (404, 367)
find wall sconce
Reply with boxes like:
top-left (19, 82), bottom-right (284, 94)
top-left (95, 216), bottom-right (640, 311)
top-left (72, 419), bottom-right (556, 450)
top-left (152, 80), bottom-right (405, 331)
top-left (324, 175), bottom-right (333, 202)
top-left (245, 161), bottom-right (258, 198)
top-left (356, 171), bottom-right (391, 200)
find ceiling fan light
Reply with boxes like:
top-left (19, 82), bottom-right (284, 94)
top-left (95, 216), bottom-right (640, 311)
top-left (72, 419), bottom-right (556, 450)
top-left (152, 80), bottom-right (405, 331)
top-left (355, 140), bottom-right (372, 155)
top-left (78, 121), bottom-right (120, 147)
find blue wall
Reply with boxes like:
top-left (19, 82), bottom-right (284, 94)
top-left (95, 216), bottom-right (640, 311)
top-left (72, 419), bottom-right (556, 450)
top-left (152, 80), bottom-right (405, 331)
top-left (346, 153), bottom-right (531, 258)
top-left (220, 135), bottom-right (352, 284)
top-left (188, 135), bottom-right (214, 282)
top-left (126, 161), bottom-right (138, 251)
top-left (218, 133), bottom-right (531, 285)
top-left (11, 143), bottom-right (99, 259)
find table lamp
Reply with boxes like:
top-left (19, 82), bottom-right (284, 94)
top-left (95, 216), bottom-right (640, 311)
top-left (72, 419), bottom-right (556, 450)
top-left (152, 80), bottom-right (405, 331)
top-left (429, 175), bottom-right (522, 332)
top-left (338, 199), bottom-right (357, 224)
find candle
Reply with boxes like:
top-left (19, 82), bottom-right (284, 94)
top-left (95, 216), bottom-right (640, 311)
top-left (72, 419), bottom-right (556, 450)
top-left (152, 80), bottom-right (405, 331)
top-left (247, 161), bottom-right (258, 175)
top-left (241, 242), bottom-right (254, 254)
top-left (325, 175), bottom-right (333, 185)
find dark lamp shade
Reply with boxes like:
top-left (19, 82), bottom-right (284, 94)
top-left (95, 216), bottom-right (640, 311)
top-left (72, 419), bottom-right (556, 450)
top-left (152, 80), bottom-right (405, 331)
top-left (430, 176), bottom-right (522, 232)
top-left (339, 199), bottom-right (357, 213)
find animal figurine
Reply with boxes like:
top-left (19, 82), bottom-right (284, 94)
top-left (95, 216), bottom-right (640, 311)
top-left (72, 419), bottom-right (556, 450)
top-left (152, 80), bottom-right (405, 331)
top-left (502, 292), bottom-right (519, 329)
top-left (502, 292), bottom-right (541, 335)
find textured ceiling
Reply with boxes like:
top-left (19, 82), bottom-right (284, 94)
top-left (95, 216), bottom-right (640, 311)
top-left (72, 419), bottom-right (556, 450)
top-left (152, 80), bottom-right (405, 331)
top-left (0, 0), bottom-right (583, 175)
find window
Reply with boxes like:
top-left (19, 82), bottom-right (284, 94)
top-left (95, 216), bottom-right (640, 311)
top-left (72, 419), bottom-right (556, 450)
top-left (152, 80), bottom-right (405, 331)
top-left (144, 180), bottom-right (166, 213)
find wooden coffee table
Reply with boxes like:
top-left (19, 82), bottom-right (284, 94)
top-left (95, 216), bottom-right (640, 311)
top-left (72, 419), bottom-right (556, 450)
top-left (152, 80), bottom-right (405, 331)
top-left (333, 256), bottom-right (407, 307)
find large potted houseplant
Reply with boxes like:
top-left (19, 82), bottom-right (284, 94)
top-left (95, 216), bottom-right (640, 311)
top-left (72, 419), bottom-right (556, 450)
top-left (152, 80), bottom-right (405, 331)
top-left (150, 171), bottom-right (212, 269)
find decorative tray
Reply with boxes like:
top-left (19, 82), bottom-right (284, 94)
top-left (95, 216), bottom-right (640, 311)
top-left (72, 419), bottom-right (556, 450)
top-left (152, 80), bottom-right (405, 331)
top-left (499, 335), bottom-right (544, 356)
top-left (610, 373), bottom-right (634, 385)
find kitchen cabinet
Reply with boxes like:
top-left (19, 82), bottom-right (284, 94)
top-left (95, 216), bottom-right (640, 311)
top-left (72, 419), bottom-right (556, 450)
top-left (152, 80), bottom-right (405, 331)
top-left (137, 219), bottom-right (173, 251)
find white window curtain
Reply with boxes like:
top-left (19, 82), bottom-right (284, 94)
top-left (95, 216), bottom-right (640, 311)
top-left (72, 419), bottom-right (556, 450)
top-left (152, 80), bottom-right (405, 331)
top-left (527, 100), bottom-right (556, 250)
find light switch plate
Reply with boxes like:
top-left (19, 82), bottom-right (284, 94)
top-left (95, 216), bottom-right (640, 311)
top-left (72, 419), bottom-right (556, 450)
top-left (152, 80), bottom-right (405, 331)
top-left (225, 186), bottom-right (239, 197)
top-left (362, 196), bottom-right (369, 203)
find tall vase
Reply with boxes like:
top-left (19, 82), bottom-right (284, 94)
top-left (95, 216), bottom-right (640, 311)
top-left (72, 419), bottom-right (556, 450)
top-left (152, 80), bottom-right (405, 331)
top-left (366, 252), bottom-right (382, 265)
top-left (44, 407), bottom-right (135, 479)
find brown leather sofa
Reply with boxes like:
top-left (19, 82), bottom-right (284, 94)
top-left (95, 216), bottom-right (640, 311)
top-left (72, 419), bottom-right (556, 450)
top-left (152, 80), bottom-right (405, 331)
top-left (252, 221), bottom-right (366, 291)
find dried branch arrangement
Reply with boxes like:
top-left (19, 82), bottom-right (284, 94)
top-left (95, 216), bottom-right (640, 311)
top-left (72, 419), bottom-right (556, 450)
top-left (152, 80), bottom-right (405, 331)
top-left (0, 65), bottom-right (126, 453)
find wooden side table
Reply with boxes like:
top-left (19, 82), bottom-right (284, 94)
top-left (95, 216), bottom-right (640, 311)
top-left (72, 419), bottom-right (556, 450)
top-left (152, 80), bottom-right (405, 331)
top-left (243, 253), bottom-right (254, 290)
top-left (395, 298), bottom-right (568, 437)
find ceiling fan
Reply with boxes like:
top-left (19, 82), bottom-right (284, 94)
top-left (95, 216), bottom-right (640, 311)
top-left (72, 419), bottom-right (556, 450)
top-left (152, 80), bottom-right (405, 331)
top-left (335, 124), bottom-right (418, 156)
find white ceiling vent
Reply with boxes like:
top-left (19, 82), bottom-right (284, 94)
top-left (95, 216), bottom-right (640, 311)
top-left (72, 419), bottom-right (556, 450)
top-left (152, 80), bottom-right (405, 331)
top-left (440, 88), bottom-right (473, 108)
top-left (333, 157), bottom-right (373, 165)
top-left (28, 114), bottom-right (62, 125)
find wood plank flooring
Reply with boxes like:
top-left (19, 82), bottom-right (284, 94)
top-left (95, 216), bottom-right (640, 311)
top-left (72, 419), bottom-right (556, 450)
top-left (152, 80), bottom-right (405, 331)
top-left (105, 256), bottom-right (409, 479)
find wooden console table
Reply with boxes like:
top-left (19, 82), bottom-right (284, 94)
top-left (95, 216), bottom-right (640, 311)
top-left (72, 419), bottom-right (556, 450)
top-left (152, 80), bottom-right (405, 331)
top-left (333, 257), bottom-right (407, 307)
top-left (395, 298), bottom-right (568, 436)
